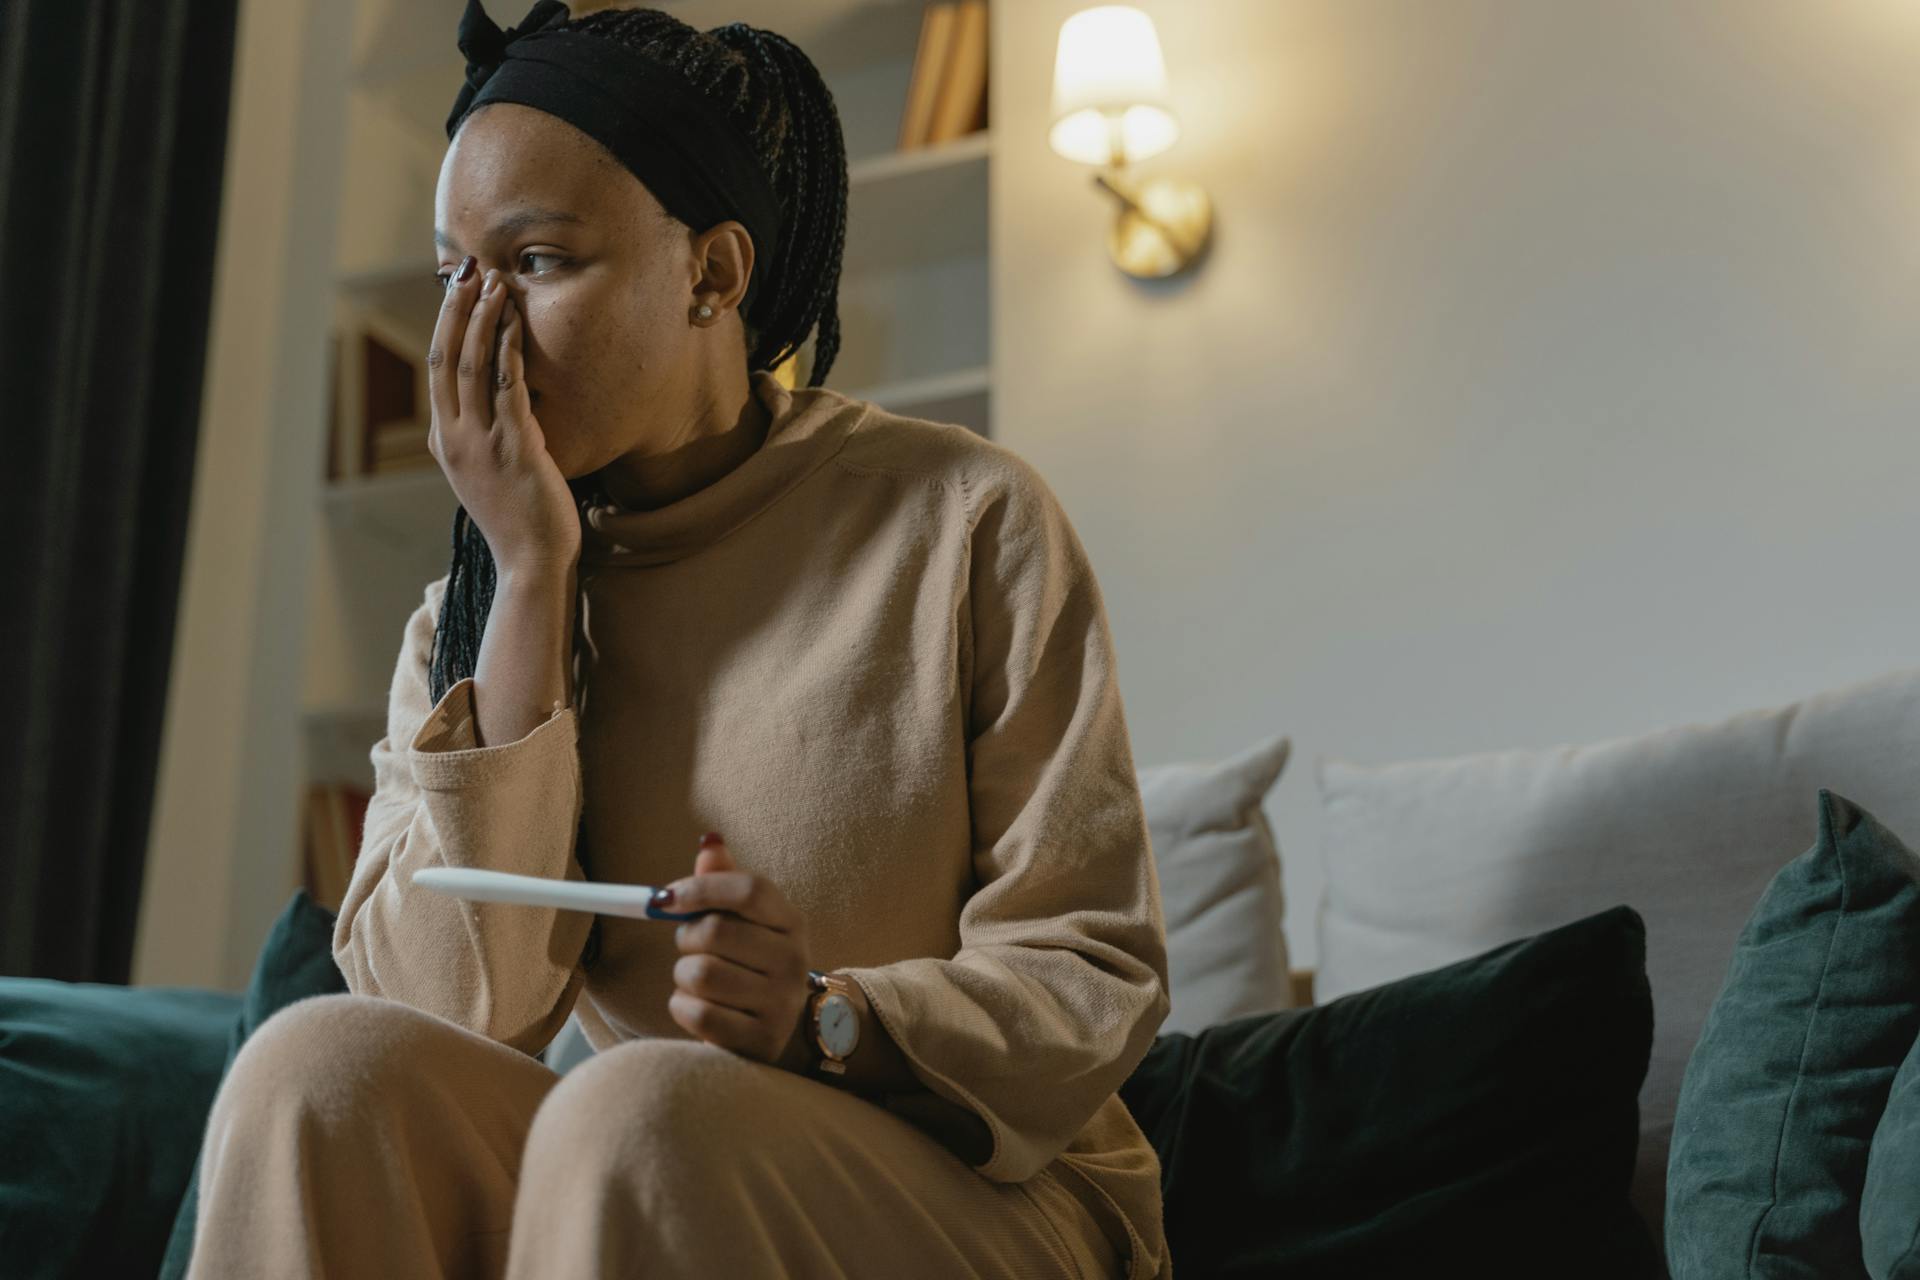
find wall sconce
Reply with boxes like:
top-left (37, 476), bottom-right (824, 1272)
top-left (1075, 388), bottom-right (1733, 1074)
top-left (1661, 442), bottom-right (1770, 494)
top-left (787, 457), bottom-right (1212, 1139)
top-left (1048, 4), bottom-right (1214, 280)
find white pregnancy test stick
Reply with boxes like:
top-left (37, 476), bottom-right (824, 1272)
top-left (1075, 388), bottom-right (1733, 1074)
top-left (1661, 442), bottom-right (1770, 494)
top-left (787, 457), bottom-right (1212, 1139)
top-left (409, 866), bottom-right (708, 921)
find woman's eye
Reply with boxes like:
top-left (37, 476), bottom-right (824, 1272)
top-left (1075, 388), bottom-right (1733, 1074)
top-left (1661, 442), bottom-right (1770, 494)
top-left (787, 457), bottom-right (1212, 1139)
top-left (433, 253), bottom-right (562, 288)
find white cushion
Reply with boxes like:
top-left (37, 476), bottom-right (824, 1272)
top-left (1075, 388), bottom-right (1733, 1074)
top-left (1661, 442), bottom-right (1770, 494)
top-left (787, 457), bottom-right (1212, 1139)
top-left (1314, 663), bottom-right (1920, 1241)
top-left (1138, 730), bottom-right (1297, 1034)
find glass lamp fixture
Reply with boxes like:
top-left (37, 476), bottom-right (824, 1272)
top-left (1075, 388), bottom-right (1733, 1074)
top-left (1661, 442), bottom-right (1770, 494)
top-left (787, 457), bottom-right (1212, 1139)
top-left (1048, 4), bottom-right (1213, 279)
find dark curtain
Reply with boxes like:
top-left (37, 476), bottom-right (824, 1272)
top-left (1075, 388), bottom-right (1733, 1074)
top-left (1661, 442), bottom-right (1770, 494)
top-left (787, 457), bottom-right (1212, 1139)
top-left (0, 0), bottom-right (240, 981)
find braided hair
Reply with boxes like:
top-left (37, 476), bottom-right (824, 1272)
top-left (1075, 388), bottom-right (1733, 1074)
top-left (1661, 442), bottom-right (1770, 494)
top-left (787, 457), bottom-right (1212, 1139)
top-left (428, 7), bottom-right (849, 709)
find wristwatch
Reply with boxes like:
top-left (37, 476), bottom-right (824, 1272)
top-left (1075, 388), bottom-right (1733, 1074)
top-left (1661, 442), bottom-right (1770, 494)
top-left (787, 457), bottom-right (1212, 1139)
top-left (804, 969), bottom-right (861, 1077)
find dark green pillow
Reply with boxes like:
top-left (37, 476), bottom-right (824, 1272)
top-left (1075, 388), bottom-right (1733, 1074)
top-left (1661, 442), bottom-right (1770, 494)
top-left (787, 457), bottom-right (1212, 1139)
top-left (157, 888), bottom-right (349, 1279)
top-left (1666, 789), bottom-right (1920, 1278)
top-left (1116, 903), bottom-right (1660, 1279)
top-left (0, 978), bottom-right (240, 1278)
top-left (1861, 1019), bottom-right (1920, 1276)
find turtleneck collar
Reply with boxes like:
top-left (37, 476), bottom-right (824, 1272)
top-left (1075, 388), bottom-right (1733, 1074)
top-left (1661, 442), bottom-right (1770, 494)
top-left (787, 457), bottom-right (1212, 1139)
top-left (575, 369), bottom-right (867, 567)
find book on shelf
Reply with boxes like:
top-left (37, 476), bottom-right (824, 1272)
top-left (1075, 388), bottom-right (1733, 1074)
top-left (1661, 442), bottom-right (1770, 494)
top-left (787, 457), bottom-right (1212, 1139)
top-left (329, 302), bottom-right (430, 483)
top-left (900, 1), bottom-right (989, 152)
top-left (369, 455), bottom-right (439, 476)
top-left (304, 780), bottom-right (371, 913)
top-left (370, 417), bottom-right (436, 473)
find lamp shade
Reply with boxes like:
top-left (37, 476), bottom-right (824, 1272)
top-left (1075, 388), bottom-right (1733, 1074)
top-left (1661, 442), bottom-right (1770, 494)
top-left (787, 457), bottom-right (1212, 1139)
top-left (1048, 5), bottom-right (1180, 167)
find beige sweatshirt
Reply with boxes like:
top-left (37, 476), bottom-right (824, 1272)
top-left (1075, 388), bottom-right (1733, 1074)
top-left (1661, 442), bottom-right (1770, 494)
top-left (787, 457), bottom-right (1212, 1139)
top-left (334, 368), bottom-right (1174, 1279)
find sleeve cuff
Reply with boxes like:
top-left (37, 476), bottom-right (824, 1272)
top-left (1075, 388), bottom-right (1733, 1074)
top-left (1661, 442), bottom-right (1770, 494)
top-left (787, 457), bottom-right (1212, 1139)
top-left (407, 675), bottom-right (576, 790)
top-left (841, 966), bottom-right (1009, 1178)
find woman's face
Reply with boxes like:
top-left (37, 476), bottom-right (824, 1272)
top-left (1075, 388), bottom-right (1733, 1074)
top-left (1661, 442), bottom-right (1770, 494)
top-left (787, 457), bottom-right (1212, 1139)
top-left (433, 102), bottom-right (740, 477)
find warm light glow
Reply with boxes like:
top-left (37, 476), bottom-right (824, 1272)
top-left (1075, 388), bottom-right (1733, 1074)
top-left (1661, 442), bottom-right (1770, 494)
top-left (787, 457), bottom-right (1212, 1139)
top-left (1049, 5), bottom-right (1180, 167)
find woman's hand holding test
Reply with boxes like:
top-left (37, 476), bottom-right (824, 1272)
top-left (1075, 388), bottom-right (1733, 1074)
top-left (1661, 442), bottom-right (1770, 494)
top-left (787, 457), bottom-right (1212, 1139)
top-left (663, 833), bottom-right (817, 1073)
top-left (663, 839), bottom-right (951, 1111)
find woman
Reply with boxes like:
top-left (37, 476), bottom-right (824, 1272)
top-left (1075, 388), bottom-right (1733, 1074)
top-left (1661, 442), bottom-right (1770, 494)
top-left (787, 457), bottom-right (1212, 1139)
top-left (186, 3), bottom-right (1172, 1277)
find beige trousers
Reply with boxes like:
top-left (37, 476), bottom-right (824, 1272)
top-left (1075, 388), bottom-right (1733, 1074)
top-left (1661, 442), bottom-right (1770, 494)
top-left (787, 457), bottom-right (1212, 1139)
top-left (183, 993), bottom-right (1123, 1279)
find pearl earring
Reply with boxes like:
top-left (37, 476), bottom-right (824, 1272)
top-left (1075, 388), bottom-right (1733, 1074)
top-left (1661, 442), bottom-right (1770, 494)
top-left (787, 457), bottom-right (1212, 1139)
top-left (696, 303), bottom-right (714, 320)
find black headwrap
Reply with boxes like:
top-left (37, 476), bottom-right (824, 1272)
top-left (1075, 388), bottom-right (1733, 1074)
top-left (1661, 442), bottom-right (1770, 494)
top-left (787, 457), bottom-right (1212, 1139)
top-left (445, 0), bottom-right (784, 316)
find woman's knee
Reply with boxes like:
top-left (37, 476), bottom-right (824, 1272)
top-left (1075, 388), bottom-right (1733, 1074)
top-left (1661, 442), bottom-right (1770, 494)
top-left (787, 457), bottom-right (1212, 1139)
top-left (212, 992), bottom-right (457, 1123)
top-left (521, 1038), bottom-right (782, 1174)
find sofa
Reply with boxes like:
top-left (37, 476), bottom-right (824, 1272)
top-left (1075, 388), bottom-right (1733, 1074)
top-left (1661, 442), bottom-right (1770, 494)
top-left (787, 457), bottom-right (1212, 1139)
top-left (5, 661), bottom-right (1919, 1277)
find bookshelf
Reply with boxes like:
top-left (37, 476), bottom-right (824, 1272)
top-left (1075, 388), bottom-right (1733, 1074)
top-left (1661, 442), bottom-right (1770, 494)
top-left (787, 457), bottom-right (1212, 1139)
top-left (302, 0), bottom-right (992, 898)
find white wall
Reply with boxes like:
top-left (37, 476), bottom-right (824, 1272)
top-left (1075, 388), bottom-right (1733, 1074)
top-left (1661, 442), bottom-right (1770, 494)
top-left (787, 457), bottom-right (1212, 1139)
top-left (992, 0), bottom-right (1920, 966)
top-left (133, 0), bottom-right (350, 991)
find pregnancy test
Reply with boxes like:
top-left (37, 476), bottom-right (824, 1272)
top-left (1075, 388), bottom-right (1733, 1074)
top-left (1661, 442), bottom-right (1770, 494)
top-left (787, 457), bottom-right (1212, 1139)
top-left (409, 866), bottom-right (710, 922)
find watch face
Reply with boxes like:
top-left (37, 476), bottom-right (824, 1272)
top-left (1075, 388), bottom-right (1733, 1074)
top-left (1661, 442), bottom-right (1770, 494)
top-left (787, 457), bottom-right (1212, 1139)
top-left (819, 992), bottom-right (859, 1057)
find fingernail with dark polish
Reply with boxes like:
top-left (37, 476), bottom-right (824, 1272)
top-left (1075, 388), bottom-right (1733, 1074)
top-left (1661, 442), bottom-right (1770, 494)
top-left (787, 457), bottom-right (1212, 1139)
top-left (455, 255), bottom-right (475, 282)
